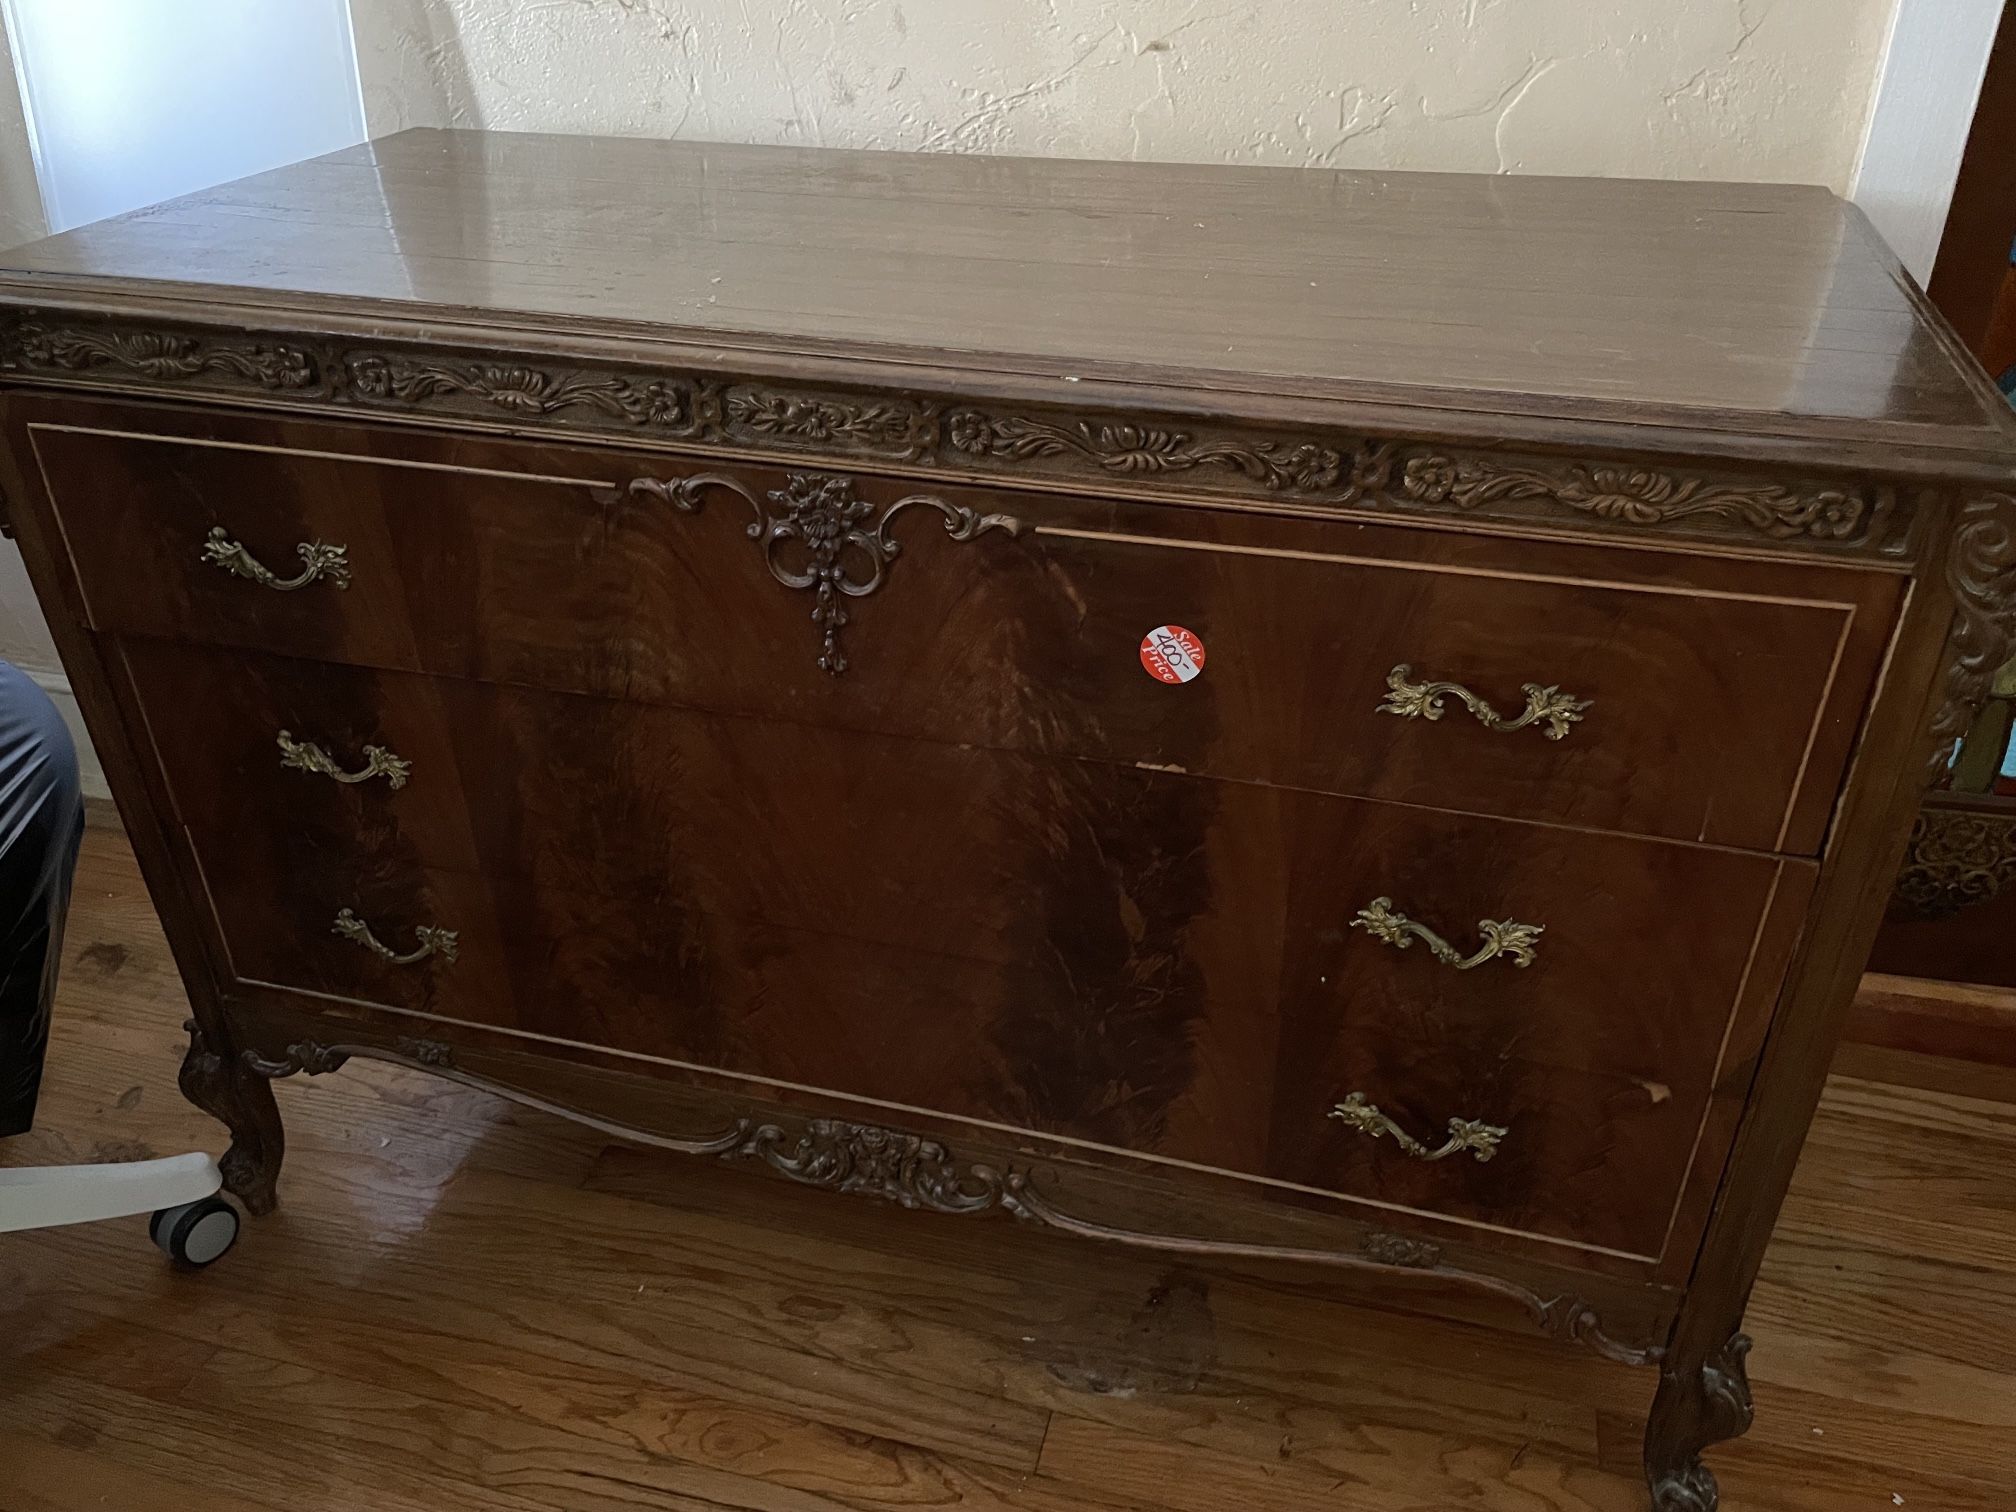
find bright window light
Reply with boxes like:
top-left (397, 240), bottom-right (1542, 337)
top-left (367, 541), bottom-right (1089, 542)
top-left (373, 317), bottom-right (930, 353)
top-left (3, 0), bottom-right (364, 233)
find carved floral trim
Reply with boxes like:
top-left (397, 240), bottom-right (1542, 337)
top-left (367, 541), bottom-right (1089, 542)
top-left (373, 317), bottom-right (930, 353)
top-left (0, 313), bottom-right (1911, 556)
top-left (724, 387), bottom-right (936, 460)
top-left (944, 409), bottom-right (1382, 496)
top-left (1396, 452), bottom-right (1885, 542)
top-left (342, 354), bottom-right (685, 426)
top-left (14, 321), bottom-right (316, 390)
top-left (1891, 807), bottom-right (2016, 918)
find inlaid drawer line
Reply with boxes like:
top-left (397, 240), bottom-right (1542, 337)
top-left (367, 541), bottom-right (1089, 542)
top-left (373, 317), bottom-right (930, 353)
top-left (1657, 862), bottom-right (1791, 1263)
top-left (230, 972), bottom-right (1669, 1266)
top-left (229, 1022), bottom-right (1660, 1367)
top-left (1771, 608), bottom-right (1858, 853)
top-left (27, 420), bottom-right (618, 490)
top-left (1031, 524), bottom-right (1864, 613)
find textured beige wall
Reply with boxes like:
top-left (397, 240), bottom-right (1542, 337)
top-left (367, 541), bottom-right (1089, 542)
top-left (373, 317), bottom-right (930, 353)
top-left (353, 0), bottom-right (1898, 191)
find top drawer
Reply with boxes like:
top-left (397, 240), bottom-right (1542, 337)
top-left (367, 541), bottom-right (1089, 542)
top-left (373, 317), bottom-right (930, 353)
top-left (14, 399), bottom-right (1902, 852)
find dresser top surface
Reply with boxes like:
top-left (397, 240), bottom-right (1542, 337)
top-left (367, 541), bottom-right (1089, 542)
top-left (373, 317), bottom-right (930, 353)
top-left (1, 127), bottom-right (2010, 456)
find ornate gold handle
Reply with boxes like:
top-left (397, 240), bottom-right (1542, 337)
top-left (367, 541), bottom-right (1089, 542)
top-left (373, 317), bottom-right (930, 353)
top-left (332, 908), bottom-right (457, 966)
top-left (201, 526), bottom-right (351, 591)
top-left (277, 731), bottom-right (411, 789)
top-left (1351, 897), bottom-right (1542, 970)
top-left (1329, 1092), bottom-right (1507, 1163)
top-left (1378, 664), bottom-right (1588, 741)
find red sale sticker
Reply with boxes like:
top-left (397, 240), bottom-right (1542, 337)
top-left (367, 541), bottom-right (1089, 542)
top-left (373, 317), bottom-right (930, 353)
top-left (1140, 625), bottom-right (1206, 684)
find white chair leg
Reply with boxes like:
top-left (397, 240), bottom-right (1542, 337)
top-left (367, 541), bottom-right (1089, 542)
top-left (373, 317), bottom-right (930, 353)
top-left (0, 1151), bottom-right (224, 1233)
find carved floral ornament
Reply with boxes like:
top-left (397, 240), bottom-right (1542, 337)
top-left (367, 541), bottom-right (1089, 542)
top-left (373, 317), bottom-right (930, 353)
top-left (1891, 807), bottom-right (2016, 918)
top-left (1925, 493), bottom-right (2016, 784)
top-left (615, 470), bottom-right (1021, 674)
top-left (0, 315), bottom-right (1909, 554)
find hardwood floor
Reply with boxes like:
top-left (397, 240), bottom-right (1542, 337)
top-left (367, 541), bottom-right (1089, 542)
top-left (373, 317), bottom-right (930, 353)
top-left (2, 830), bottom-right (2012, 1512)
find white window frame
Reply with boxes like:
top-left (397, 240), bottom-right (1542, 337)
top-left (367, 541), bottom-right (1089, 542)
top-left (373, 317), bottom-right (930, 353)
top-left (1852, 0), bottom-right (2008, 284)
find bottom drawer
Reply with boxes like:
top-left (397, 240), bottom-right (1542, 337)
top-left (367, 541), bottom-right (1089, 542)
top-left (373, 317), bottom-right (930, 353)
top-left (182, 836), bottom-right (1799, 1269)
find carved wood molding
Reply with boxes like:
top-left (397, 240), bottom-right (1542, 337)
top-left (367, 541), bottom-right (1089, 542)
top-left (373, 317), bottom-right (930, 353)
top-left (0, 311), bottom-right (1910, 557)
top-left (1890, 806), bottom-right (2016, 918)
top-left (14, 321), bottom-right (317, 391)
top-left (1927, 492), bottom-right (2016, 783)
top-left (238, 1035), bottom-right (1660, 1366)
top-left (346, 353), bottom-right (685, 427)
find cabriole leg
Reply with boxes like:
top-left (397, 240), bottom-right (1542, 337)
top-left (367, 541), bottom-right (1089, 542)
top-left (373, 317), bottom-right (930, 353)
top-left (1644, 1332), bottom-right (1754, 1512)
top-left (176, 1017), bottom-right (284, 1215)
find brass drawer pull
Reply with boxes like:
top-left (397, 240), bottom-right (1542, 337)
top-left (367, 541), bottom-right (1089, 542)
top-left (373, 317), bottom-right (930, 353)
top-left (332, 908), bottom-right (457, 966)
top-left (277, 731), bottom-right (411, 789)
top-left (1351, 897), bottom-right (1542, 970)
top-left (1329, 1092), bottom-right (1507, 1164)
top-left (1378, 664), bottom-right (1588, 741)
top-left (201, 526), bottom-right (352, 591)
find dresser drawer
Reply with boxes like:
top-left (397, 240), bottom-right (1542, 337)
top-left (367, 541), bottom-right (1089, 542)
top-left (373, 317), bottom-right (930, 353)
top-left (32, 401), bottom-right (1900, 852)
top-left (189, 852), bottom-right (1774, 1261)
top-left (128, 642), bottom-right (1804, 1259)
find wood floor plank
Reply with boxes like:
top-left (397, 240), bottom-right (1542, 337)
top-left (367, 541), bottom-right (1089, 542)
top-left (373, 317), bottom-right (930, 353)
top-left (1701, 1377), bottom-right (2011, 1490)
top-left (0, 1430), bottom-right (288, 1512)
top-left (585, 1145), bottom-right (1616, 1459)
top-left (9, 1299), bottom-right (1147, 1512)
top-left (1593, 1406), bottom-right (2012, 1512)
top-left (3, 828), bottom-right (2013, 1512)
top-left (1037, 1412), bottom-right (1648, 1512)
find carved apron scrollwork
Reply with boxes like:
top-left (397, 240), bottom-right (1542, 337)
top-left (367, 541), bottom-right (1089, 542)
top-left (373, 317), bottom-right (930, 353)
top-left (175, 1020), bottom-right (1668, 1370)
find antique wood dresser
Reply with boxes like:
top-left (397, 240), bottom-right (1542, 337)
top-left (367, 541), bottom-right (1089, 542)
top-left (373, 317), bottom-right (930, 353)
top-left (1, 130), bottom-right (2011, 1511)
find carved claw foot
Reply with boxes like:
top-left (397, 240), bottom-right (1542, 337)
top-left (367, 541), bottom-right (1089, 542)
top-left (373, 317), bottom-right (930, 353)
top-left (177, 1018), bottom-right (285, 1215)
top-left (1645, 1333), bottom-right (1754, 1512)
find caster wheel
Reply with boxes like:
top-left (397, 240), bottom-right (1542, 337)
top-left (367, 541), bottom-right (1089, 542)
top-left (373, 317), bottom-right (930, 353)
top-left (149, 1195), bottom-right (240, 1267)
